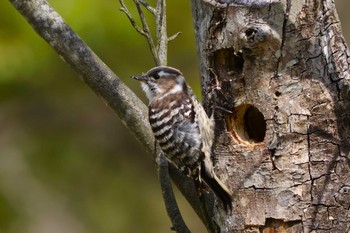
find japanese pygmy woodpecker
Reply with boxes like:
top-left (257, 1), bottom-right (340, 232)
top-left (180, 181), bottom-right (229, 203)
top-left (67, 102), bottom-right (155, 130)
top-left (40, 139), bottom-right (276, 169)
top-left (131, 66), bottom-right (232, 210)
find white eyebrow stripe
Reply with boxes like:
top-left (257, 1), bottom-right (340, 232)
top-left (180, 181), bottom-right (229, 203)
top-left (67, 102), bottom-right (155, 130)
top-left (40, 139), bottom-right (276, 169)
top-left (158, 70), bottom-right (172, 77)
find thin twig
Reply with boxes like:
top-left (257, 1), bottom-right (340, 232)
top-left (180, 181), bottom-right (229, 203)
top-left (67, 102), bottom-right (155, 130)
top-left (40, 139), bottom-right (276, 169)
top-left (169, 166), bottom-right (216, 233)
top-left (168, 32), bottom-right (182, 42)
top-left (119, 0), bottom-right (147, 36)
top-left (139, 0), bottom-right (156, 15)
top-left (134, 0), bottom-right (160, 65)
top-left (156, 0), bottom-right (168, 65)
top-left (159, 154), bottom-right (191, 233)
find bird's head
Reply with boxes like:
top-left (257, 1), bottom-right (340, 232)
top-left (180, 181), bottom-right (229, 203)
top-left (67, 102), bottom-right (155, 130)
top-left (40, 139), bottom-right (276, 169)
top-left (131, 66), bottom-right (186, 101)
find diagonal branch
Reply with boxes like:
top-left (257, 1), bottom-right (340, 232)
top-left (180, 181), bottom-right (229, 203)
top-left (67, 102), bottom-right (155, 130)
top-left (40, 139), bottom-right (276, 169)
top-left (134, 0), bottom-right (160, 65)
top-left (119, 0), bottom-right (160, 65)
top-left (119, 0), bottom-right (147, 36)
top-left (9, 0), bottom-right (197, 232)
top-left (159, 154), bottom-right (191, 233)
top-left (139, 0), bottom-right (156, 15)
top-left (9, 0), bottom-right (155, 155)
top-left (119, 0), bottom-right (180, 66)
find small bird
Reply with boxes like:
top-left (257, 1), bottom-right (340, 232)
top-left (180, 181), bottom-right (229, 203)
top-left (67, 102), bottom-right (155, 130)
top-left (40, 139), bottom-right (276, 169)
top-left (131, 66), bottom-right (232, 211)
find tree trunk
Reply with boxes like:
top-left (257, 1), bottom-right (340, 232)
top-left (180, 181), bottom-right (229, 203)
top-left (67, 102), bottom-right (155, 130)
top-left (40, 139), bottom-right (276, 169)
top-left (190, 0), bottom-right (350, 232)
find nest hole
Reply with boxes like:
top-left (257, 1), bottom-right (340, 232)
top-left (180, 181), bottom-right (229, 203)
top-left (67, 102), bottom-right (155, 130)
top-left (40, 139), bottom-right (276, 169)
top-left (212, 48), bottom-right (244, 78)
top-left (226, 104), bottom-right (266, 144)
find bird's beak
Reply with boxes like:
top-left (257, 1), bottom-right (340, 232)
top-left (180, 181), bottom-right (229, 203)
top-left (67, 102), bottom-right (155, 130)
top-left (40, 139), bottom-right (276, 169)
top-left (130, 74), bottom-right (149, 82)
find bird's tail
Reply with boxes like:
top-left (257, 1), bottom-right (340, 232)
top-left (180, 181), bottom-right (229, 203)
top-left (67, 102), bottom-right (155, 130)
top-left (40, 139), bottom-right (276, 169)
top-left (201, 161), bottom-right (233, 212)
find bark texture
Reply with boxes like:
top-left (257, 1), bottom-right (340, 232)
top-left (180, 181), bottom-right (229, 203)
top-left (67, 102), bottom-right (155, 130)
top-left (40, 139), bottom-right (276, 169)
top-left (191, 0), bottom-right (350, 232)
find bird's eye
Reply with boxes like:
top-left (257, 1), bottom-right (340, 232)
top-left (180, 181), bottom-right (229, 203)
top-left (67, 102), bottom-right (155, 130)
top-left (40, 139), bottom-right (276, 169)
top-left (153, 74), bottom-right (160, 80)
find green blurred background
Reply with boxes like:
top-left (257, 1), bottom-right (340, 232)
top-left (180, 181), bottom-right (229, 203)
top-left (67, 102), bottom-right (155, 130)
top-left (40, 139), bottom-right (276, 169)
top-left (0, 1), bottom-right (349, 233)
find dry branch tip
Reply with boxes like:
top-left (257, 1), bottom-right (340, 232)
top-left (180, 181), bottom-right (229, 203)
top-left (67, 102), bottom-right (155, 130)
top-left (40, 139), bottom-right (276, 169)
top-left (168, 32), bottom-right (182, 42)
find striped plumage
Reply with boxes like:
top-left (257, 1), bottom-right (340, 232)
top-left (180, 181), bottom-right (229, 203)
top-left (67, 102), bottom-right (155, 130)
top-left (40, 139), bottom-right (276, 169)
top-left (149, 87), bottom-right (201, 175)
top-left (131, 66), bottom-right (232, 211)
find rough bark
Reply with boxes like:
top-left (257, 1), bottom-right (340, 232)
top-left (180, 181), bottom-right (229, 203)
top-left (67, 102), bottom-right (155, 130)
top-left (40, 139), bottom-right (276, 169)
top-left (191, 0), bottom-right (350, 232)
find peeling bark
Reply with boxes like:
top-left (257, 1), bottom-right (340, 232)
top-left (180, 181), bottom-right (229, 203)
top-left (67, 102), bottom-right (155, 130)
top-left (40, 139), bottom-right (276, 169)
top-left (191, 0), bottom-right (350, 232)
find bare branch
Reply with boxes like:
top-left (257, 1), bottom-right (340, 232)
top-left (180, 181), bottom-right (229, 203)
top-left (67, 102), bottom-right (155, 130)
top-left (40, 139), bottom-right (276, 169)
top-left (159, 154), bottom-right (191, 233)
top-left (119, 0), bottom-right (159, 65)
top-left (119, 0), bottom-right (147, 36)
top-left (119, 0), bottom-right (180, 66)
top-left (8, 0), bottom-right (192, 231)
top-left (169, 166), bottom-right (216, 233)
top-left (134, 0), bottom-right (160, 65)
top-left (9, 0), bottom-right (155, 155)
top-left (139, 0), bottom-right (156, 15)
top-left (168, 32), bottom-right (182, 42)
top-left (156, 0), bottom-right (168, 65)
